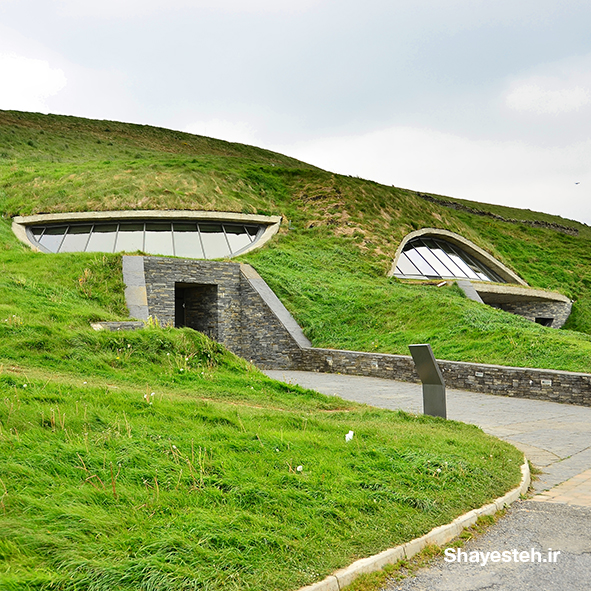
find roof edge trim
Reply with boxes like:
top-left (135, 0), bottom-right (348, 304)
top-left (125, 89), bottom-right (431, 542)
top-left (388, 228), bottom-right (528, 286)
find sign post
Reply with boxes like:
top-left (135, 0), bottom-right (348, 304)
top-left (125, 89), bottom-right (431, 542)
top-left (408, 344), bottom-right (446, 419)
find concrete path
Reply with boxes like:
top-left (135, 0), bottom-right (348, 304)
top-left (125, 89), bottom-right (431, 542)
top-left (389, 501), bottom-right (591, 591)
top-left (265, 370), bottom-right (591, 589)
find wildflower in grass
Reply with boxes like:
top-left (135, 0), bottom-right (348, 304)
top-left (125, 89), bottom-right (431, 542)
top-left (345, 430), bottom-right (354, 442)
top-left (23, 384), bottom-right (27, 388)
top-left (296, 465), bottom-right (303, 472)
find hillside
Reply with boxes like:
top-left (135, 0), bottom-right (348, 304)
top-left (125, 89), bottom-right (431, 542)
top-left (2, 109), bottom-right (591, 372)
top-left (0, 111), bottom-right (530, 591)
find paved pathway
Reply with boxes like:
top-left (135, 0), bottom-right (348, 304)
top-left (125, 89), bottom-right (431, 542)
top-left (265, 370), bottom-right (591, 589)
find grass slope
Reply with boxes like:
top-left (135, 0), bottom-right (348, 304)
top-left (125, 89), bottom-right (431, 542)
top-left (2, 110), bottom-right (591, 372)
top-left (0, 111), bottom-right (531, 590)
top-left (0, 244), bottom-right (523, 589)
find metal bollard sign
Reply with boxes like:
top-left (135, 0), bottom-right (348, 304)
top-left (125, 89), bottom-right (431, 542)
top-left (408, 344), bottom-right (447, 419)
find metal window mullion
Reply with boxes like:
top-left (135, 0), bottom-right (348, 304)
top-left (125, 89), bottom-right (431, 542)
top-left (426, 240), bottom-right (466, 278)
top-left (416, 238), bottom-right (457, 278)
top-left (400, 250), bottom-right (427, 277)
top-left (56, 225), bottom-right (69, 253)
top-left (197, 223), bottom-right (206, 258)
top-left (113, 223), bottom-right (120, 253)
top-left (412, 246), bottom-right (438, 277)
top-left (142, 223), bottom-right (146, 253)
top-left (432, 239), bottom-right (469, 278)
top-left (445, 241), bottom-right (484, 279)
top-left (435, 240), bottom-right (472, 279)
top-left (221, 224), bottom-right (232, 254)
top-left (171, 223), bottom-right (177, 257)
top-left (83, 224), bottom-right (93, 252)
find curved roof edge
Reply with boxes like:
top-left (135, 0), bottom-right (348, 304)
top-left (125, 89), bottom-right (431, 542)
top-left (387, 228), bottom-right (528, 286)
top-left (12, 210), bottom-right (282, 257)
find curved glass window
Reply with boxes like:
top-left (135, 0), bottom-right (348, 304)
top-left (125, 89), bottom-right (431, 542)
top-left (394, 237), bottom-right (505, 282)
top-left (28, 220), bottom-right (263, 259)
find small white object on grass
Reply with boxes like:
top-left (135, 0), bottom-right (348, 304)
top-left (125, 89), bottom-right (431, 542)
top-left (296, 465), bottom-right (303, 472)
top-left (345, 430), bottom-right (354, 442)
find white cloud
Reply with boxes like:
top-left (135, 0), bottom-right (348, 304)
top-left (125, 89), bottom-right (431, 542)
top-left (0, 53), bottom-right (67, 112)
top-left (184, 119), bottom-right (258, 146)
top-left (274, 127), bottom-right (591, 225)
top-left (55, 0), bottom-right (322, 18)
top-left (506, 83), bottom-right (591, 115)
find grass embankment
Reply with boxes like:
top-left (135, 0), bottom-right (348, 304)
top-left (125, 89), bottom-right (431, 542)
top-left (0, 235), bottom-right (523, 590)
top-left (0, 360), bottom-right (523, 591)
top-left (3, 110), bottom-right (591, 371)
top-left (0, 112), bottom-right (527, 590)
top-left (0, 180), bottom-right (525, 589)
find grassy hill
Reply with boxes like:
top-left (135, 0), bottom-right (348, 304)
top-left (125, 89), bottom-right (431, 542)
top-left (0, 111), bottom-right (532, 590)
top-left (2, 109), bottom-right (591, 372)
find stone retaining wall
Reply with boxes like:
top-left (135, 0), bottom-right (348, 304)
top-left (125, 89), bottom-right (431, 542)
top-left (139, 257), bottom-right (303, 368)
top-left (297, 346), bottom-right (591, 406)
top-left (127, 256), bottom-right (591, 407)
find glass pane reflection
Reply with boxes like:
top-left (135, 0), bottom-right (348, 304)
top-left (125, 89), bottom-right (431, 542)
top-left (60, 225), bottom-right (92, 252)
top-left (28, 219), bottom-right (264, 259)
top-left (396, 237), bottom-right (505, 283)
top-left (39, 226), bottom-right (67, 252)
top-left (199, 223), bottom-right (230, 258)
top-left (173, 223), bottom-right (204, 258)
top-left (145, 222), bottom-right (174, 256)
top-left (224, 225), bottom-right (252, 253)
top-left (115, 223), bottom-right (144, 252)
top-left (86, 224), bottom-right (117, 253)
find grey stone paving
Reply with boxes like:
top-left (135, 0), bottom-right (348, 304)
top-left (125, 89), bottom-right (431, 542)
top-left (389, 501), bottom-right (591, 591)
top-left (265, 370), bottom-right (591, 492)
top-left (265, 370), bottom-right (591, 589)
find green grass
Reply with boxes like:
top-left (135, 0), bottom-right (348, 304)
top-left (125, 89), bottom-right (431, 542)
top-left (0, 110), bottom-right (534, 590)
top-left (4, 109), bottom-right (591, 372)
top-left (0, 361), bottom-right (522, 591)
top-left (245, 232), bottom-right (591, 372)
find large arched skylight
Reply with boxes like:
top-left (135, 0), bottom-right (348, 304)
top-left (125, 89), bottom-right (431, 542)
top-left (28, 221), bottom-right (261, 258)
top-left (13, 211), bottom-right (281, 259)
top-left (394, 236), bottom-right (506, 282)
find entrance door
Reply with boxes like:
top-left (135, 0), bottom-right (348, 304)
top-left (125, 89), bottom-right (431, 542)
top-left (174, 283), bottom-right (218, 339)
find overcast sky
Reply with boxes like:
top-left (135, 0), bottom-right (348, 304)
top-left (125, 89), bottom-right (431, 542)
top-left (1, 0), bottom-right (590, 224)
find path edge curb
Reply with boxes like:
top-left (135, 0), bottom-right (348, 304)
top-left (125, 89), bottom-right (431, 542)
top-left (296, 457), bottom-right (530, 591)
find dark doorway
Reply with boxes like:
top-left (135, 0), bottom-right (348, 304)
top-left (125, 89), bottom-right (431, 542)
top-left (175, 283), bottom-right (218, 339)
top-left (535, 317), bottom-right (554, 327)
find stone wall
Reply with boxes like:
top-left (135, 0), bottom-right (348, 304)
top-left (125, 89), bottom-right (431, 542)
top-left (299, 346), bottom-right (591, 406)
top-left (140, 257), bottom-right (304, 368)
top-left (129, 256), bottom-right (591, 407)
top-left (496, 300), bottom-right (572, 328)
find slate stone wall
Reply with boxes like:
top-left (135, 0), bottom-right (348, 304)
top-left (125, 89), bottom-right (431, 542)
top-left (182, 284), bottom-right (219, 339)
top-left (300, 346), bottom-right (591, 406)
top-left (141, 257), bottom-right (302, 368)
top-left (143, 257), bottom-right (243, 349)
top-left (132, 256), bottom-right (591, 406)
top-left (239, 276), bottom-right (303, 368)
top-left (496, 300), bottom-right (572, 328)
